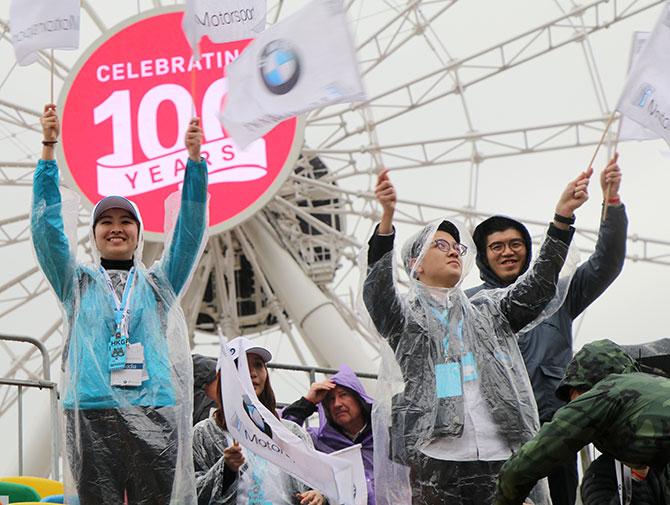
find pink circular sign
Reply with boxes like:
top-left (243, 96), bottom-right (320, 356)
top-left (59, 9), bottom-right (303, 239)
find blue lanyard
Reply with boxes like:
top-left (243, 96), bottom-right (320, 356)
top-left (101, 267), bottom-right (136, 371)
top-left (432, 306), bottom-right (464, 357)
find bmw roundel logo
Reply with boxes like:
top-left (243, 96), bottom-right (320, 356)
top-left (259, 40), bottom-right (301, 95)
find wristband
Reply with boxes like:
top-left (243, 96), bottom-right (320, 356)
top-left (42, 140), bottom-right (58, 146)
top-left (553, 213), bottom-right (575, 225)
top-left (607, 196), bottom-right (621, 206)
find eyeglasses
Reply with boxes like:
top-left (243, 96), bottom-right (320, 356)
top-left (487, 238), bottom-right (526, 254)
top-left (431, 239), bottom-right (468, 256)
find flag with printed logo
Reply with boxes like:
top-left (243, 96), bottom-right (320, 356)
top-left (182, 0), bottom-right (266, 57)
top-left (617, 2), bottom-right (670, 147)
top-left (219, 0), bottom-right (366, 147)
top-left (618, 32), bottom-right (658, 142)
top-left (10, 0), bottom-right (80, 66)
top-left (218, 340), bottom-right (366, 505)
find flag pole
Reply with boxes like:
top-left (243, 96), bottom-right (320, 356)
top-left (191, 39), bottom-right (199, 118)
top-left (50, 49), bottom-right (54, 104)
top-left (597, 111), bottom-right (619, 222)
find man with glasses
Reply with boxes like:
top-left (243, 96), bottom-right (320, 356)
top-left (363, 168), bottom-right (591, 504)
top-left (466, 154), bottom-right (628, 505)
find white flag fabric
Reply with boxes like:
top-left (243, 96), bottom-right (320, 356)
top-left (10, 0), bottom-right (80, 66)
top-left (618, 32), bottom-right (659, 142)
top-left (330, 445), bottom-right (369, 505)
top-left (182, 0), bottom-right (266, 56)
top-left (617, 2), bottom-right (670, 147)
top-left (220, 0), bottom-right (366, 146)
top-left (218, 341), bottom-right (362, 505)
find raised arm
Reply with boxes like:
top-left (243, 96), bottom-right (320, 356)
top-left (495, 386), bottom-right (618, 505)
top-left (566, 154), bottom-right (627, 318)
top-left (281, 379), bottom-right (335, 426)
top-left (31, 104), bottom-right (75, 301)
top-left (500, 168), bottom-right (592, 332)
top-left (363, 170), bottom-right (406, 349)
top-left (157, 118), bottom-right (208, 296)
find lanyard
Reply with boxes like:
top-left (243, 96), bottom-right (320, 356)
top-left (432, 306), bottom-right (465, 357)
top-left (100, 267), bottom-right (136, 371)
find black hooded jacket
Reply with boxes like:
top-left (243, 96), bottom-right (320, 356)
top-left (465, 205), bottom-right (628, 421)
top-left (192, 354), bottom-right (218, 426)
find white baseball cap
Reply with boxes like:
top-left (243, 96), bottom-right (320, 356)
top-left (225, 337), bottom-right (273, 364)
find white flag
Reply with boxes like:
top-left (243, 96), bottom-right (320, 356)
top-left (618, 32), bottom-right (659, 142)
top-left (617, 2), bottom-right (670, 147)
top-left (182, 0), bottom-right (266, 56)
top-left (219, 341), bottom-right (362, 505)
top-left (220, 0), bottom-right (366, 146)
top-left (10, 0), bottom-right (80, 66)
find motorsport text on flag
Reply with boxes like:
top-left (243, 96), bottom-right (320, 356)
top-left (220, 0), bottom-right (366, 147)
top-left (617, 2), bottom-right (670, 147)
top-left (218, 341), bottom-right (366, 505)
top-left (182, 0), bottom-right (267, 57)
top-left (10, 0), bottom-right (80, 66)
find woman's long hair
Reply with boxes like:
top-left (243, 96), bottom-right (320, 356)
top-left (213, 358), bottom-right (279, 429)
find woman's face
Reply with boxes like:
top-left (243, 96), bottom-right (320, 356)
top-left (247, 352), bottom-right (268, 397)
top-left (94, 208), bottom-right (139, 260)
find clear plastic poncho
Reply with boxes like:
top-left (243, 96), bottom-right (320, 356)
top-left (360, 219), bottom-right (578, 505)
top-left (30, 158), bottom-right (208, 505)
top-left (192, 416), bottom-right (315, 505)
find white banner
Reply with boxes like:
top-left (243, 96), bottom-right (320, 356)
top-left (219, 342), bottom-right (362, 505)
top-left (617, 2), bottom-right (670, 147)
top-left (96, 136), bottom-right (268, 196)
top-left (182, 0), bottom-right (267, 57)
top-left (10, 0), bottom-right (80, 66)
top-left (220, 0), bottom-right (366, 147)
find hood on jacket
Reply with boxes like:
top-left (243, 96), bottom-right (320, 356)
top-left (472, 215), bottom-right (532, 287)
top-left (318, 365), bottom-right (374, 435)
top-left (193, 354), bottom-right (218, 389)
top-left (556, 339), bottom-right (641, 402)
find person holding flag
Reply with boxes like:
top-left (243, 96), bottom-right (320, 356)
top-left (363, 167), bottom-right (591, 504)
top-left (192, 337), bottom-right (326, 505)
top-left (31, 104), bottom-right (208, 505)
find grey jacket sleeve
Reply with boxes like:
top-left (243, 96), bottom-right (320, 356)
top-left (500, 224), bottom-right (573, 333)
top-left (565, 204), bottom-right (627, 319)
top-left (363, 229), bottom-right (407, 350)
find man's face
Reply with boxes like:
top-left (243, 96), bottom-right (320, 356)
top-left (325, 385), bottom-right (363, 431)
top-left (415, 230), bottom-right (463, 288)
top-left (94, 208), bottom-right (139, 261)
top-left (485, 228), bottom-right (527, 284)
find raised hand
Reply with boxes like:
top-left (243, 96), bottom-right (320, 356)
top-left (375, 168), bottom-right (396, 234)
top-left (185, 117), bottom-right (202, 162)
top-left (304, 379), bottom-right (336, 405)
top-left (555, 167), bottom-right (592, 221)
top-left (600, 152), bottom-right (622, 202)
top-left (41, 104), bottom-right (59, 142)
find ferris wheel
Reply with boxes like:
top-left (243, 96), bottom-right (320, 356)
top-left (1, 0), bottom-right (670, 477)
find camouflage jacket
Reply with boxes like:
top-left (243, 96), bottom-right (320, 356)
top-left (495, 339), bottom-right (670, 505)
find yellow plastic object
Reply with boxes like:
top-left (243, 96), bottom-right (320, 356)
top-left (7, 502), bottom-right (44, 505)
top-left (0, 477), bottom-right (63, 499)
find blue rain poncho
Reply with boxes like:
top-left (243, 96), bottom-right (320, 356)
top-left (31, 158), bottom-right (208, 505)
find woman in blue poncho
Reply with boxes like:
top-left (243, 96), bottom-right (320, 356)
top-left (31, 104), bottom-right (208, 505)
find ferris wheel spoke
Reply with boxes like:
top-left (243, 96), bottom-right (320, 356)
top-left (313, 0), bottom-right (662, 136)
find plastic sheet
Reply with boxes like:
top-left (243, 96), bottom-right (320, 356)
top-left (31, 158), bottom-right (208, 505)
top-left (360, 219), bottom-right (576, 504)
top-left (192, 416), bottom-right (315, 505)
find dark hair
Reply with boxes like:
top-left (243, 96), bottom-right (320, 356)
top-left (472, 215), bottom-right (531, 269)
top-left (213, 359), bottom-right (279, 429)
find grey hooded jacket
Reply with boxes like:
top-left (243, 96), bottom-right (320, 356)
top-left (466, 205), bottom-right (627, 421)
